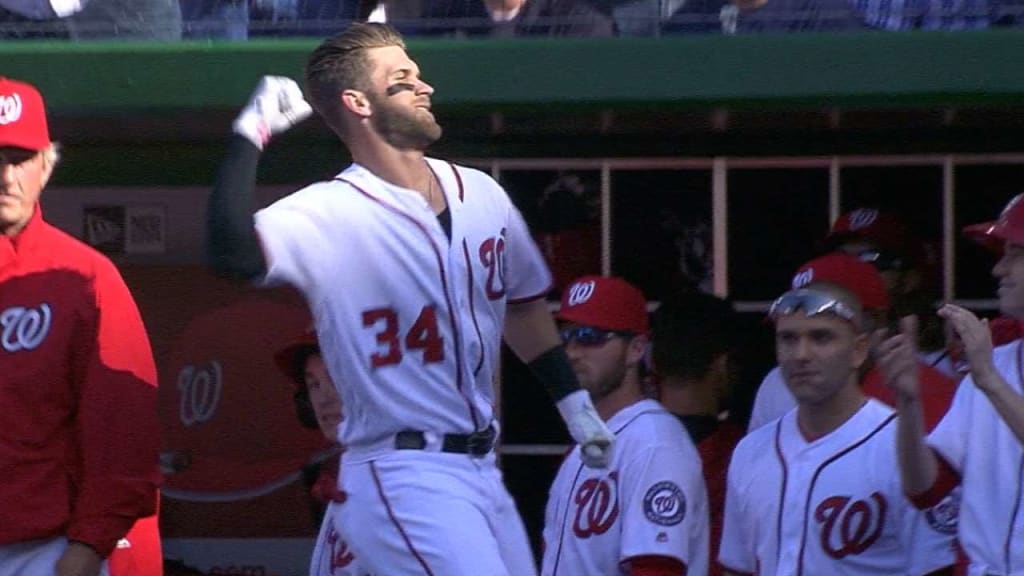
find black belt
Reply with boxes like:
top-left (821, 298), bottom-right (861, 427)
top-left (394, 425), bottom-right (496, 457)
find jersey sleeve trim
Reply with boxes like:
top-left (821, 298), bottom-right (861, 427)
top-left (447, 162), bottom-right (465, 202)
top-left (508, 286), bottom-right (552, 305)
top-left (909, 450), bottom-right (961, 509)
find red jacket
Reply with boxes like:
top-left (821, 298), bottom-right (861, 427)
top-left (0, 208), bottom-right (161, 557)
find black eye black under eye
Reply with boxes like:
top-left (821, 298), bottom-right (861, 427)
top-left (386, 82), bottom-right (416, 97)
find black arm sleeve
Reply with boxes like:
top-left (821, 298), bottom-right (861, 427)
top-left (206, 135), bottom-right (267, 281)
top-left (527, 345), bottom-right (582, 403)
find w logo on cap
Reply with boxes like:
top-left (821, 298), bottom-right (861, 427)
top-left (792, 269), bottom-right (815, 288)
top-left (567, 280), bottom-right (596, 306)
top-left (848, 209), bottom-right (879, 230)
top-left (0, 94), bottom-right (22, 125)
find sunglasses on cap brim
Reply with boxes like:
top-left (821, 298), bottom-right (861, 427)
top-left (768, 288), bottom-right (861, 326)
top-left (560, 326), bottom-right (636, 347)
top-left (855, 249), bottom-right (906, 272)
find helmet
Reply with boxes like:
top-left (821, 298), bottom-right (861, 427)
top-left (274, 328), bottom-right (320, 430)
top-left (964, 193), bottom-right (1024, 252)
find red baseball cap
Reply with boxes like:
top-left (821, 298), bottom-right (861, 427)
top-left (963, 193), bottom-right (1024, 252)
top-left (825, 208), bottom-right (913, 254)
top-left (791, 252), bottom-right (890, 311)
top-left (274, 328), bottom-right (319, 389)
top-left (0, 78), bottom-right (50, 151)
top-left (556, 275), bottom-right (649, 335)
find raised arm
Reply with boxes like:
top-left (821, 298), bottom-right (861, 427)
top-left (504, 298), bottom-right (614, 468)
top-left (206, 76), bottom-right (312, 282)
top-left (874, 316), bottom-right (941, 496)
top-left (940, 303), bottom-right (1024, 445)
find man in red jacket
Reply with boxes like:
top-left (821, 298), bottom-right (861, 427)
top-left (0, 77), bottom-right (161, 576)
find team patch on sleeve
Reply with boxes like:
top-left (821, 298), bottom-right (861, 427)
top-left (643, 481), bottom-right (686, 526)
top-left (925, 492), bottom-right (960, 535)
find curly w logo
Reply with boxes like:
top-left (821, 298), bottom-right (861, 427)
top-left (815, 492), bottom-right (887, 558)
top-left (1, 304), bottom-right (51, 352)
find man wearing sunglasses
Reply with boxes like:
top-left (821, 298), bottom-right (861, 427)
top-left (719, 272), bottom-right (956, 576)
top-left (748, 208), bottom-right (954, 432)
top-left (826, 208), bottom-right (951, 374)
top-left (541, 275), bottom-right (709, 576)
top-left (879, 194), bottom-right (1024, 576)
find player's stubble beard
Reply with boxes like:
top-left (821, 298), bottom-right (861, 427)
top-left (583, 358), bottom-right (628, 403)
top-left (369, 93), bottom-right (442, 151)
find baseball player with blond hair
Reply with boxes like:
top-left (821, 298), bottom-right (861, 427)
top-left (879, 194), bottom-right (1024, 576)
top-left (542, 276), bottom-right (709, 576)
top-left (719, 253), bottom-right (956, 576)
top-left (206, 22), bottom-right (613, 576)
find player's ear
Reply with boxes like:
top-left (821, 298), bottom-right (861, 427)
top-left (626, 334), bottom-right (649, 366)
top-left (851, 332), bottom-right (871, 371)
top-left (39, 143), bottom-right (57, 188)
top-left (341, 89), bottom-right (372, 118)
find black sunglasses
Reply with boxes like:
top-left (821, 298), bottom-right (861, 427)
top-left (855, 249), bottom-right (906, 272)
top-left (560, 326), bottom-right (634, 347)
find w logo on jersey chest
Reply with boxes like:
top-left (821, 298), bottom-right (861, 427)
top-left (1, 304), bottom-right (52, 352)
top-left (572, 471), bottom-right (620, 538)
top-left (479, 229), bottom-right (507, 300)
top-left (815, 492), bottom-right (888, 558)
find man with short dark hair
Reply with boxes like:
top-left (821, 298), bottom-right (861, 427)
top-left (651, 291), bottom-right (743, 576)
top-left (720, 254), bottom-right (956, 576)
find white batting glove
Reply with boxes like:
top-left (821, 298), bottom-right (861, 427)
top-left (232, 76), bottom-right (313, 150)
top-left (557, 389), bottom-right (614, 468)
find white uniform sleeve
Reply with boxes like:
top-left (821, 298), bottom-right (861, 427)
top-left (901, 490), bottom-right (958, 575)
top-left (926, 378), bottom-right (972, 473)
top-left (502, 200), bottom-right (552, 302)
top-left (253, 199), bottom-right (325, 291)
top-left (618, 443), bottom-right (709, 571)
top-left (719, 447), bottom-right (757, 573)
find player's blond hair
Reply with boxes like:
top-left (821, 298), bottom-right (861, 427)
top-left (305, 22), bottom-right (406, 139)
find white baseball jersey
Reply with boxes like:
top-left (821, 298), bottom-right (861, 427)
top-left (254, 158), bottom-right (551, 461)
top-left (541, 399), bottom-right (709, 576)
top-left (720, 399), bottom-right (956, 576)
top-left (310, 501), bottom-right (371, 576)
top-left (928, 339), bottom-right (1024, 576)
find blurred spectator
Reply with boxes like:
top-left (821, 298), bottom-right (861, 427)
top-left (357, 0), bottom-right (613, 37)
top-left (0, 0), bottom-right (74, 38)
top-left (64, 0), bottom-right (182, 39)
top-left (180, 0), bottom-right (247, 39)
top-left (249, 0), bottom-right (359, 37)
top-left (734, 0), bottom-right (992, 31)
top-left (498, 0), bottom-right (615, 36)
